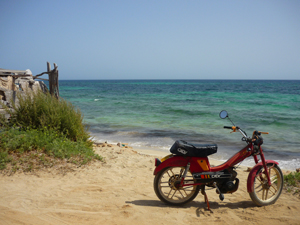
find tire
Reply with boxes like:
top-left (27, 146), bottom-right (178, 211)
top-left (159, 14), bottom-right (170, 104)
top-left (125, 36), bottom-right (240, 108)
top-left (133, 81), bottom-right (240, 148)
top-left (154, 166), bottom-right (200, 205)
top-left (249, 164), bottom-right (283, 206)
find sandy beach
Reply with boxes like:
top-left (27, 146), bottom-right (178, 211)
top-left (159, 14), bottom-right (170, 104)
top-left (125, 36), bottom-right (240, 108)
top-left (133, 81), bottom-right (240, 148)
top-left (0, 144), bottom-right (299, 225)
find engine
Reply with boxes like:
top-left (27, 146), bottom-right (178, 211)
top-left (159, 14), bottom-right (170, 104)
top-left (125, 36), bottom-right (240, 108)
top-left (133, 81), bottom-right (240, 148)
top-left (217, 170), bottom-right (239, 194)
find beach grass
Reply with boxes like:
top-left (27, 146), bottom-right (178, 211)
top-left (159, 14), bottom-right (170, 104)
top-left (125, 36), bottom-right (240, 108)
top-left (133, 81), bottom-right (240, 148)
top-left (0, 129), bottom-right (102, 170)
top-left (0, 91), bottom-right (103, 173)
top-left (3, 91), bottom-right (90, 142)
top-left (284, 172), bottom-right (300, 195)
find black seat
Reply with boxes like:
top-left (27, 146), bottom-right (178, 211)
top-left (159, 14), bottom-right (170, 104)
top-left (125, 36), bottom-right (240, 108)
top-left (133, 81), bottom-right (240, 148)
top-left (170, 140), bottom-right (218, 157)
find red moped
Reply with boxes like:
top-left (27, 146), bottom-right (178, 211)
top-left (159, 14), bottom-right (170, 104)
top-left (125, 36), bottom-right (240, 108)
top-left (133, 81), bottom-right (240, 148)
top-left (153, 110), bottom-right (283, 209)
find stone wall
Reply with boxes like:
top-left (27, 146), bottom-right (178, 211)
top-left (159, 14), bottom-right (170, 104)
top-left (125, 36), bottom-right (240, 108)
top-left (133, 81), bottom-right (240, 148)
top-left (0, 75), bottom-right (48, 110)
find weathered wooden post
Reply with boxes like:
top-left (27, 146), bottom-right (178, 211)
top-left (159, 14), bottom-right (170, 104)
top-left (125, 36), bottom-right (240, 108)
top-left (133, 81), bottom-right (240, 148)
top-left (32, 62), bottom-right (59, 98)
top-left (47, 62), bottom-right (59, 99)
top-left (12, 75), bottom-right (16, 104)
top-left (53, 63), bottom-right (59, 98)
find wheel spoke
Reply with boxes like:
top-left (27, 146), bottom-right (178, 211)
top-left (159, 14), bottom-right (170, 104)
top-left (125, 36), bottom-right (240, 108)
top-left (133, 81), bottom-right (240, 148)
top-left (258, 180), bottom-right (264, 186)
top-left (256, 187), bottom-right (263, 193)
top-left (182, 187), bottom-right (191, 195)
top-left (268, 168), bottom-right (272, 179)
top-left (268, 189), bottom-right (276, 196)
top-left (265, 189), bottom-right (269, 200)
top-left (255, 182), bottom-right (263, 192)
top-left (166, 171), bottom-right (171, 178)
top-left (155, 166), bottom-right (199, 204)
top-left (178, 189), bottom-right (185, 198)
top-left (250, 165), bottom-right (283, 206)
top-left (160, 185), bottom-right (172, 188)
top-left (179, 168), bottom-right (184, 177)
top-left (270, 176), bottom-right (278, 184)
top-left (160, 181), bottom-right (169, 184)
top-left (170, 190), bottom-right (177, 199)
top-left (268, 185), bottom-right (277, 195)
top-left (167, 189), bottom-right (173, 198)
top-left (170, 169), bottom-right (175, 176)
top-left (256, 174), bottom-right (265, 184)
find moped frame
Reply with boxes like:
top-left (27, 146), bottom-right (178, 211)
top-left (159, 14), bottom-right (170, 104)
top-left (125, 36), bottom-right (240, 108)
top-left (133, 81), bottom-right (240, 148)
top-left (154, 111), bottom-right (281, 209)
top-left (154, 142), bottom-right (276, 192)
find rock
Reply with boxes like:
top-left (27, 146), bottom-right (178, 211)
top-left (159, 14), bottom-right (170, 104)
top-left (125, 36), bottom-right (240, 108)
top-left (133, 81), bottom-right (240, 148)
top-left (0, 75), bottom-right (48, 109)
top-left (246, 167), bottom-right (252, 172)
top-left (117, 143), bottom-right (131, 148)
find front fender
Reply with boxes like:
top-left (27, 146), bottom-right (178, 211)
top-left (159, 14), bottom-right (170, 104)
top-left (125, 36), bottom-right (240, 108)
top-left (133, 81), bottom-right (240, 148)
top-left (247, 160), bottom-right (279, 193)
top-left (153, 156), bottom-right (190, 175)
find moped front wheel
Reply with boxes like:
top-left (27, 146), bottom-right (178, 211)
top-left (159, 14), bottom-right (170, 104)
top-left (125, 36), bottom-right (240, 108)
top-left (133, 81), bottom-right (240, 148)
top-left (154, 166), bottom-right (200, 205)
top-left (249, 164), bottom-right (283, 206)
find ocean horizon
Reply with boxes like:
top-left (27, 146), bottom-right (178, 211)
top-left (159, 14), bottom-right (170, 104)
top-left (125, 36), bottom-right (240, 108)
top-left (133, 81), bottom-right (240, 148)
top-left (58, 79), bottom-right (300, 170)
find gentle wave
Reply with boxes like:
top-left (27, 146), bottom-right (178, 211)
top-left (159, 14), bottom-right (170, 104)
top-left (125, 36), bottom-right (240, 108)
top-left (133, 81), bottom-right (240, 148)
top-left (60, 79), bottom-right (300, 170)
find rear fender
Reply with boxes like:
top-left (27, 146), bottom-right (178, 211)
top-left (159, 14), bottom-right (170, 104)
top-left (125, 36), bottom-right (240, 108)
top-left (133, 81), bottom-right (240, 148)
top-left (153, 155), bottom-right (210, 175)
top-left (153, 156), bottom-right (189, 175)
top-left (247, 160), bottom-right (279, 193)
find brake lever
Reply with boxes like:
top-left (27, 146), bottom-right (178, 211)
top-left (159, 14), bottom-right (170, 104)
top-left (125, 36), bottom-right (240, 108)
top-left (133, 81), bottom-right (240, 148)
top-left (242, 137), bottom-right (252, 143)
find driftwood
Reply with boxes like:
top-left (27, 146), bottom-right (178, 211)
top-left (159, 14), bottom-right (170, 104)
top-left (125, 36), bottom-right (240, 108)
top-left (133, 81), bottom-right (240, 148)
top-left (33, 62), bottom-right (59, 99)
top-left (0, 70), bottom-right (28, 76)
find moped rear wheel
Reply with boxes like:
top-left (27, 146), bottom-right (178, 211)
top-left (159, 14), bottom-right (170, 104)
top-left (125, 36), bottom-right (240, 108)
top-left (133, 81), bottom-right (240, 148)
top-left (249, 164), bottom-right (283, 206)
top-left (154, 166), bottom-right (200, 205)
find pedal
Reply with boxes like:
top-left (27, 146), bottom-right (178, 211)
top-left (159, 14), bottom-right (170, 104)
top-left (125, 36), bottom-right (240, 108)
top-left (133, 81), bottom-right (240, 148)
top-left (213, 182), bottom-right (224, 201)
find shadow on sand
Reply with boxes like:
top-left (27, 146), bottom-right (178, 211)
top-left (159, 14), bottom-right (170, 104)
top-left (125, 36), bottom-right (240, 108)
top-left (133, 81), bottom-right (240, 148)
top-left (125, 199), bottom-right (256, 216)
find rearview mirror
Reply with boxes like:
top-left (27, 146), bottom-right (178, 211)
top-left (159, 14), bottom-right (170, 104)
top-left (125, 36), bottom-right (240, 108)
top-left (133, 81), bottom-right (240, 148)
top-left (219, 110), bottom-right (228, 119)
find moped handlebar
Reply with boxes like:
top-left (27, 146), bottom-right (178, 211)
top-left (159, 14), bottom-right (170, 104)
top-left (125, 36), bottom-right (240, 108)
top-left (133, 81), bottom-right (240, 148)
top-left (221, 111), bottom-right (268, 144)
top-left (223, 126), bottom-right (247, 138)
top-left (258, 131), bottom-right (269, 135)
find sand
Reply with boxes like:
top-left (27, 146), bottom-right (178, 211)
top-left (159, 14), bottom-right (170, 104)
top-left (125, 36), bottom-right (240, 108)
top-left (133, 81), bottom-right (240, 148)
top-left (0, 144), bottom-right (299, 225)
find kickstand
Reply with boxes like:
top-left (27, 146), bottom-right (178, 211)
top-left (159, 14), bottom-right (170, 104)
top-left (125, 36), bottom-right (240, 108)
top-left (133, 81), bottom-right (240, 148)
top-left (201, 185), bottom-right (212, 212)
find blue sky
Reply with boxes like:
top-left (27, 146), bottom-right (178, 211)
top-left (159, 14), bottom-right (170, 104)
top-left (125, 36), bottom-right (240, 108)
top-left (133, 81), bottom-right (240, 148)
top-left (1, 0), bottom-right (299, 80)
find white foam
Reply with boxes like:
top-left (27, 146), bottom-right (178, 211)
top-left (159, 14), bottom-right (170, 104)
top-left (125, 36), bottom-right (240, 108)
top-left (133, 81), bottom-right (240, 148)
top-left (225, 158), bottom-right (300, 171)
top-left (275, 158), bottom-right (300, 171)
top-left (90, 132), bottom-right (299, 171)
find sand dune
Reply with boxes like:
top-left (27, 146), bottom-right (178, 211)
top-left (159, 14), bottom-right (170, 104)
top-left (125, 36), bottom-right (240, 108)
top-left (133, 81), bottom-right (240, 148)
top-left (0, 144), bottom-right (299, 225)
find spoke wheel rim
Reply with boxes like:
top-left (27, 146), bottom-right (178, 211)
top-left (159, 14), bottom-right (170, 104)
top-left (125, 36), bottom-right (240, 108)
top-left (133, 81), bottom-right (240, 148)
top-left (157, 167), bottom-right (197, 204)
top-left (253, 166), bottom-right (282, 203)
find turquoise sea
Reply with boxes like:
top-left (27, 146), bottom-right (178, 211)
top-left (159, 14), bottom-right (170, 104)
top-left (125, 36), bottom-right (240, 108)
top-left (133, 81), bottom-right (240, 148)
top-left (59, 80), bottom-right (300, 170)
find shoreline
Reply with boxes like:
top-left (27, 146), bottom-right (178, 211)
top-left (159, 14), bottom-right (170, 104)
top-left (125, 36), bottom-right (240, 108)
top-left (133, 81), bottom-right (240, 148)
top-left (91, 135), bottom-right (300, 171)
top-left (131, 146), bottom-right (248, 171)
top-left (98, 141), bottom-right (298, 173)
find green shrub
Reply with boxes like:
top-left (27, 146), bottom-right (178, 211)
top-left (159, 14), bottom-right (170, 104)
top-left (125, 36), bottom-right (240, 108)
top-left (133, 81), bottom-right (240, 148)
top-left (0, 91), bottom-right (103, 172)
top-left (284, 171), bottom-right (300, 195)
top-left (284, 172), bottom-right (300, 187)
top-left (3, 91), bottom-right (89, 142)
top-left (0, 128), bottom-right (102, 170)
top-left (0, 150), bottom-right (12, 170)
